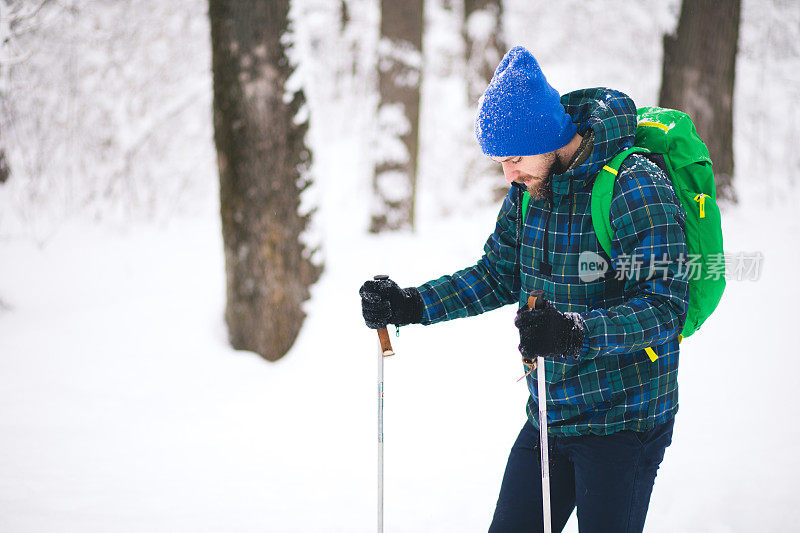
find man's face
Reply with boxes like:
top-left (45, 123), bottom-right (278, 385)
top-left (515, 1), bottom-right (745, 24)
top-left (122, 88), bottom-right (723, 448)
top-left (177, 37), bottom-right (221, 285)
top-left (491, 152), bottom-right (557, 199)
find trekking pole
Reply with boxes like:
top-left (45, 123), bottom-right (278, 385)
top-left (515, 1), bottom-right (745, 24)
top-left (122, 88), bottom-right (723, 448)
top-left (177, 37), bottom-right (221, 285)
top-left (527, 293), bottom-right (551, 533)
top-left (373, 274), bottom-right (395, 533)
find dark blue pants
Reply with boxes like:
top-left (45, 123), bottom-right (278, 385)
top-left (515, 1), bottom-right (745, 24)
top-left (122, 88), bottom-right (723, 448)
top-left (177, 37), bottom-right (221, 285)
top-left (488, 418), bottom-right (675, 533)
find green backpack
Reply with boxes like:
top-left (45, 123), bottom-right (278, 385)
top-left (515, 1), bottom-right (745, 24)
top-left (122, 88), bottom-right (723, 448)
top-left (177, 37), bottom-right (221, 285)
top-left (592, 106), bottom-right (725, 347)
top-left (523, 107), bottom-right (726, 360)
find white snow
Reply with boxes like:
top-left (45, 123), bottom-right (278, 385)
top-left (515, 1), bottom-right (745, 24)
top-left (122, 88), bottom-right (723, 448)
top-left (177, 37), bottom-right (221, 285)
top-left (375, 102), bottom-right (412, 165)
top-left (466, 9), bottom-right (499, 43)
top-left (378, 37), bottom-right (424, 76)
top-left (1, 185), bottom-right (798, 533)
top-left (1, 0), bottom-right (799, 531)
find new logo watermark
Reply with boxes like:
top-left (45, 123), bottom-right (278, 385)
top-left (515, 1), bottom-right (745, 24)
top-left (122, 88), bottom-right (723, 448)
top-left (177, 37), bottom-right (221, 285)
top-left (576, 250), bottom-right (763, 282)
top-left (578, 251), bottom-right (609, 282)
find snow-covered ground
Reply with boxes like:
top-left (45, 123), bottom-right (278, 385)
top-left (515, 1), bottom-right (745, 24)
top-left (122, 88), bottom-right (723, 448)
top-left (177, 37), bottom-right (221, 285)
top-left (1, 0), bottom-right (799, 531)
top-left (1, 186), bottom-right (798, 532)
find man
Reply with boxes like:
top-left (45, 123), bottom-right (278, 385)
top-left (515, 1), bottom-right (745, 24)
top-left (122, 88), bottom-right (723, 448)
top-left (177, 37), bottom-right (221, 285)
top-left (360, 46), bottom-right (689, 532)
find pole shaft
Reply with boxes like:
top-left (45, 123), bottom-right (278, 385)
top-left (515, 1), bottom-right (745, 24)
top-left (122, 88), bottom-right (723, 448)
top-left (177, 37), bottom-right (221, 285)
top-left (537, 356), bottom-right (551, 533)
top-left (378, 345), bottom-right (384, 533)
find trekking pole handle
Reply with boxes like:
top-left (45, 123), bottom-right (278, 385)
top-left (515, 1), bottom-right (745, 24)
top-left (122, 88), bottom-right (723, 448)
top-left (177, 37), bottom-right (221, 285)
top-left (527, 292), bottom-right (545, 311)
top-left (520, 293), bottom-right (546, 369)
top-left (374, 275), bottom-right (395, 357)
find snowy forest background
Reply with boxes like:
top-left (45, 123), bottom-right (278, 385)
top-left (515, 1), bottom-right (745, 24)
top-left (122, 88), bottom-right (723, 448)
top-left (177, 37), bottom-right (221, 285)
top-left (1, 0), bottom-right (799, 532)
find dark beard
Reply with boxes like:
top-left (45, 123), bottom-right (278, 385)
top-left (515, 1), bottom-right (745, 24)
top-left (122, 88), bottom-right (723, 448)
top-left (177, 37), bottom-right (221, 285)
top-left (525, 174), bottom-right (551, 200)
top-left (525, 156), bottom-right (562, 200)
top-left (552, 154), bottom-right (568, 175)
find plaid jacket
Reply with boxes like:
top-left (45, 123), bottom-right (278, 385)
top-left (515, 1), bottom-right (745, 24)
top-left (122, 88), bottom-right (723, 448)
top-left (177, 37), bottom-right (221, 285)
top-left (416, 88), bottom-right (689, 436)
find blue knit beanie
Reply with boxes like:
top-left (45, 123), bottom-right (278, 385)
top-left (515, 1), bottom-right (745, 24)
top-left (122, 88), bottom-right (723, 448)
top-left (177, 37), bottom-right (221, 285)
top-left (475, 46), bottom-right (577, 157)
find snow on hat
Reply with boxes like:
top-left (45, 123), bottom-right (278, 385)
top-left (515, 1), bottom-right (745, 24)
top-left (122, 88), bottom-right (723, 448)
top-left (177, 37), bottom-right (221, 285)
top-left (475, 46), bottom-right (577, 157)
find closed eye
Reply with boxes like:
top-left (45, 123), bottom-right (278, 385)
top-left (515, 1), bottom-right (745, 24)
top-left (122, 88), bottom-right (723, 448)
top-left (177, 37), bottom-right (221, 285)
top-left (490, 156), bottom-right (523, 165)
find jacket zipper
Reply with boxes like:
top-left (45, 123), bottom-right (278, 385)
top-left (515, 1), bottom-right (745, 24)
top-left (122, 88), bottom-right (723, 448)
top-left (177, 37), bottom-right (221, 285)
top-left (540, 192), bottom-right (554, 276)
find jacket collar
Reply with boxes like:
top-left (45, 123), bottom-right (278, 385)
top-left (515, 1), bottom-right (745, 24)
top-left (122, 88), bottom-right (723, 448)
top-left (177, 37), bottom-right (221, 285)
top-left (549, 88), bottom-right (638, 197)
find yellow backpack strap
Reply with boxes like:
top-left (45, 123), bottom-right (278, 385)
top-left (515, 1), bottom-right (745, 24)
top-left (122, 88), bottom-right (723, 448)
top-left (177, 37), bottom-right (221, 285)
top-left (645, 335), bottom-right (683, 362)
top-left (644, 346), bottom-right (658, 362)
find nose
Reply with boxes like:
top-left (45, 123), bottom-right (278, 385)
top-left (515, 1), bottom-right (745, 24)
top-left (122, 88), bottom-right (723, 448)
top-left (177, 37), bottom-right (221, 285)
top-left (501, 162), bottom-right (517, 184)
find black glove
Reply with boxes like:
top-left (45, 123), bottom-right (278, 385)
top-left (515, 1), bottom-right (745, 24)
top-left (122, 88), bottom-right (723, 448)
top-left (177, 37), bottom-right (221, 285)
top-left (514, 291), bottom-right (585, 360)
top-left (359, 276), bottom-right (424, 329)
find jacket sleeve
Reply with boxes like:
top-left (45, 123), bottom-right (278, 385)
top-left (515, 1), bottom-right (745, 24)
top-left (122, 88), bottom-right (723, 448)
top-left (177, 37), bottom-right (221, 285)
top-left (416, 186), bottom-right (522, 325)
top-left (577, 156), bottom-right (690, 359)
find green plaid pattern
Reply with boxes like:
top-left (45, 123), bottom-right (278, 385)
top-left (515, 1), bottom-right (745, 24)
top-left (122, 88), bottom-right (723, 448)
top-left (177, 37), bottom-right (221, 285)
top-left (417, 88), bottom-right (689, 436)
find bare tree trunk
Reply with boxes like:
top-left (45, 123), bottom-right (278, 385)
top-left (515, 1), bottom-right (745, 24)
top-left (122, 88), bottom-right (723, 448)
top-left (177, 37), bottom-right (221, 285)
top-left (463, 0), bottom-right (504, 107)
top-left (0, 127), bottom-right (9, 184)
top-left (659, 0), bottom-right (741, 203)
top-left (0, 153), bottom-right (8, 184)
top-left (209, 0), bottom-right (320, 362)
top-left (462, 0), bottom-right (505, 200)
top-left (370, 0), bottom-right (424, 233)
top-left (0, 1), bottom-right (56, 186)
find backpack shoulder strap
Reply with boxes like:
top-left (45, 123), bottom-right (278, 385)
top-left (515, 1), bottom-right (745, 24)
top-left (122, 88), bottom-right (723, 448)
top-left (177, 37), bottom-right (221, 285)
top-left (591, 146), bottom-right (649, 257)
top-left (521, 188), bottom-right (531, 225)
